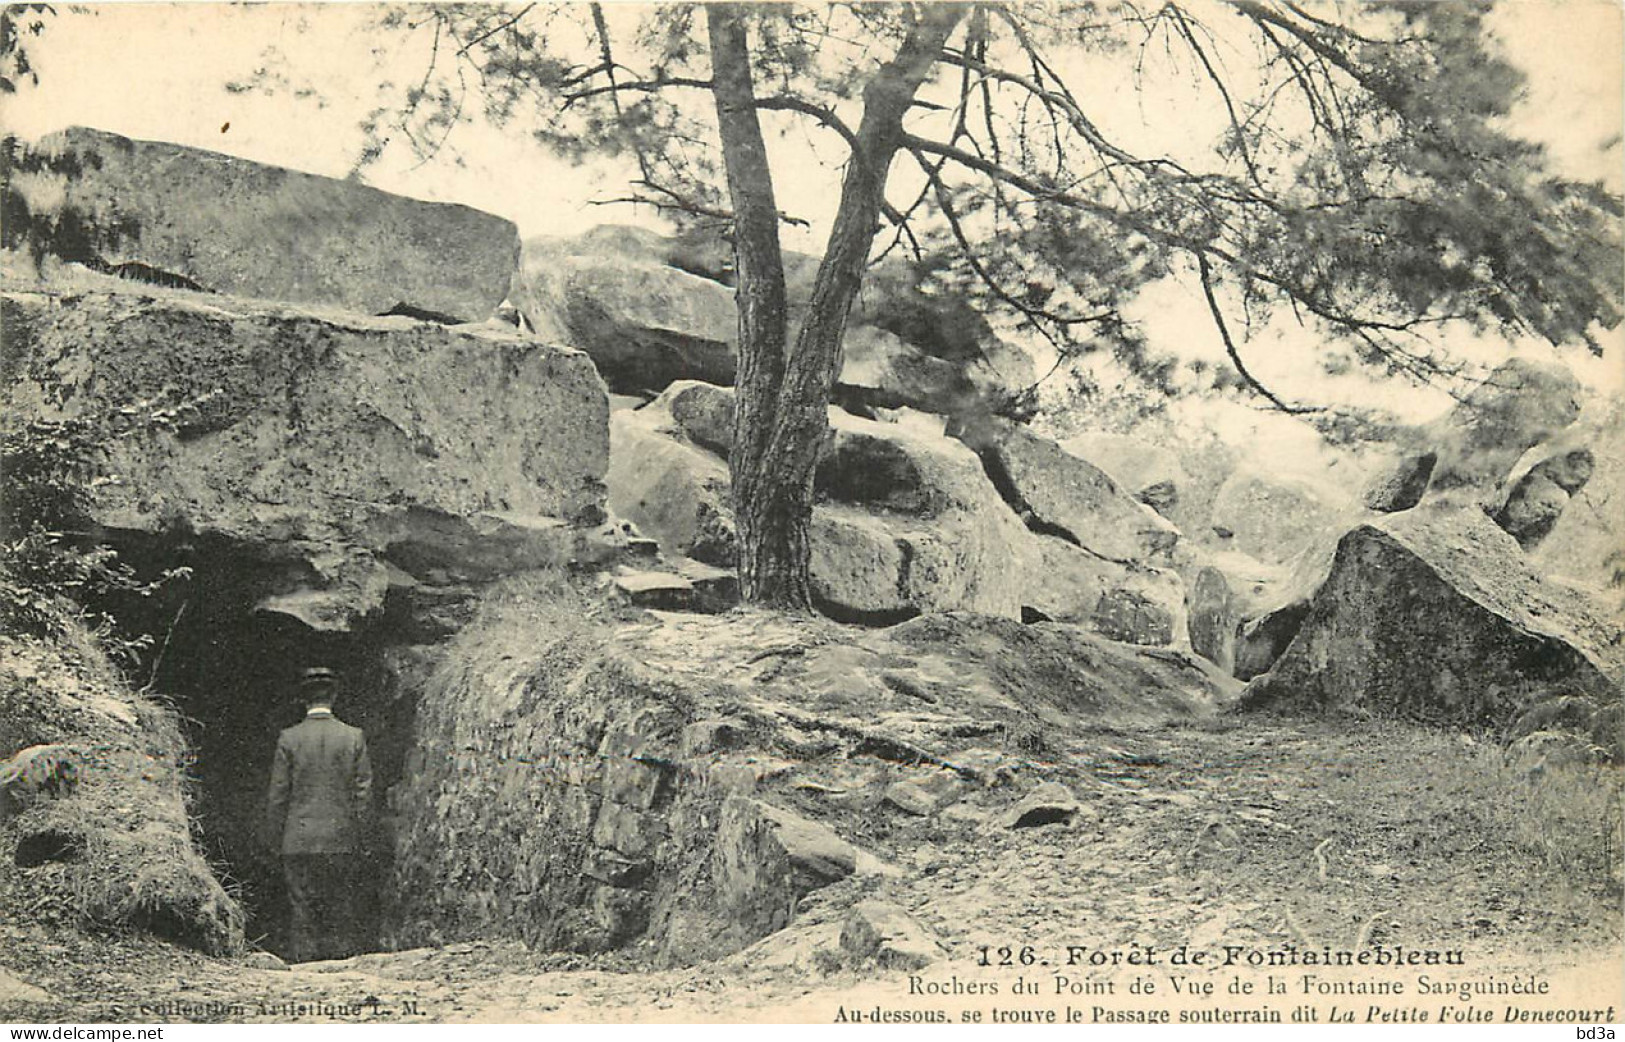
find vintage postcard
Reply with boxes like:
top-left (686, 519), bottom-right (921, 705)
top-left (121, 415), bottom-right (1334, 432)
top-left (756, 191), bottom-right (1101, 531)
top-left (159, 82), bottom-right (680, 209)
top-left (0, 1), bottom-right (1620, 1028)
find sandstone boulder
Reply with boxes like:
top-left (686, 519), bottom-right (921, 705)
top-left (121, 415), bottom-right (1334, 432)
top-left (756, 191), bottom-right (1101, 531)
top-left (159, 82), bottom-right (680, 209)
top-left (607, 392), bottom-right (1034, 620)
top-left (1209, 468), bottom-right (1348, 565)
top-left (1229, 542), bottom-right (1337, 681)
top-left (1530, 396), bottom-right (1624, 596)
top-left (664, 380), bottom-right (736, 457)
top-left (1185, 566), bottom-right (1236, 672)
top-left (8, 127), bottom-right (518, 321)
top-left (1137, 479), bottom-right (1179, 516)
top-left (1061, 433), bottom-right (1185, 508)
top-left (1021, 536), bottom-right (1186, 647)
top-left (1493, 449), bottom-right (1594, 549)
top-left (607, 410), bottom-right (738, 568)
top-left (1362, 450), bottom-right (1437, 512)
top-left (882, 771), bottom-right (962, 816)
top-left (512, 233), bottom-right (740, 393)
top-left (3, 288), bottom-right (608, 630)
top-left (835, 324), bottom-right (980, 414)
top-left (1234, 601), bottom-right (1312, 682)
top-left (839, 901), bottom-right (943, 970)
top-left (1, 627), bottom-right (243, 954)
top-left (961, 419), bottom-right (1181, 565)
top-left (511, 227), bottom-right (1032, 410)
top-left (1244, 508), bottom-right (1624, 727)
top-left (610, 387), bottom-right (1199, 638)
top-left (1427, 357), bottom-right (1583, 495)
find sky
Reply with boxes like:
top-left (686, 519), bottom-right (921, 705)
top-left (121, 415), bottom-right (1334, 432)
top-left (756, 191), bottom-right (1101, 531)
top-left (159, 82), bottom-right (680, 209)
top-left (4, 1), bottom-right (1622, 423)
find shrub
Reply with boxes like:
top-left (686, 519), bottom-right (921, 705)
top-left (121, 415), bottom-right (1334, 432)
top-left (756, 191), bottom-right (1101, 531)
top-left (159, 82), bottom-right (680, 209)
top-left (0, 416), bottom-right (187, 664)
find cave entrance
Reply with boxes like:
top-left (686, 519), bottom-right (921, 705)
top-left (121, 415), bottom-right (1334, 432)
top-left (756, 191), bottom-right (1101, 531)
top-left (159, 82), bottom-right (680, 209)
top-left (98, 534), bottom-right (418, 960)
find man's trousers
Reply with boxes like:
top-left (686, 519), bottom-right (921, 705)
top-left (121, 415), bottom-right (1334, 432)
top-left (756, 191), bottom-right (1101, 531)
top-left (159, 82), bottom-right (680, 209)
top-left (282, 853), bottom-right (360, 963)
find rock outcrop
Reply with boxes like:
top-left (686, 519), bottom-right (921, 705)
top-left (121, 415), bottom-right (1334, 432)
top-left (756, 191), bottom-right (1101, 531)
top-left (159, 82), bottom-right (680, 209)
top-left (1427, 357), bottom-right (1583, 496)
top-left (1530, 396), bottom-right (1624, 597)
top-left (959, 418), bottom-right (1180, 565)
top-left (388, 591), bottom-right (1235, 964)
top-left (3, 288), bottom-right (609, 631)
top-left (1208, 468), bottom-right (1347, 566)
top-left (509, 227), bottom-right (1033, 412)
top-left (1, 626), bottom-right (243, 955)
top-left (1243, 508), bottom-right (1624, 727)
top-left (1493, 448), bottom-right (1594, 549)
top-left (607, 384), bottom-right (1033, 621)
top-left (6, 127), bottom-right (519, 322)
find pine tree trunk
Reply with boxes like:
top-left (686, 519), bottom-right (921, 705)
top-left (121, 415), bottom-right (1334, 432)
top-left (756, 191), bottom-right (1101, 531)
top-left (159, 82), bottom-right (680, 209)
top-left (709, 5), bottom-right (965, 609)
top-left (707, 4), bottom-right (798, 606)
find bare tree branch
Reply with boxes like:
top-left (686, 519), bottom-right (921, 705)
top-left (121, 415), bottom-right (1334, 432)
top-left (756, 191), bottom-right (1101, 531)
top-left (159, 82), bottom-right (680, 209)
top-left (1196, 253), bottom-right (1315, 413)
top-left (454, 3), bottom-right (536, 58)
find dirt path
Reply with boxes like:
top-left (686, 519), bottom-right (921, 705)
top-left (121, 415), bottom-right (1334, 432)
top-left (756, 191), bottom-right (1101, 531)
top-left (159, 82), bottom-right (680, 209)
top-left (5, 718), bottom-right (1619, 1024)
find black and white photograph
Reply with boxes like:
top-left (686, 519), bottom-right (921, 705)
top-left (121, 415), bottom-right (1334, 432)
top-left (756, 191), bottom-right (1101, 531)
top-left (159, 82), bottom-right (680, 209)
top-left (0, 0), bottom-right (1620, 1027)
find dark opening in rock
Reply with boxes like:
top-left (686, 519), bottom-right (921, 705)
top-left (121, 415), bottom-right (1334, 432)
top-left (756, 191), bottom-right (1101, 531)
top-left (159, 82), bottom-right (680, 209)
top-left (87, 531), bottom-right (421, 962)
top-left (816, 434), bottom-right (935, 515)
top-left (15, 829), bottom-right (85, 867)
top-left (812, 594), bottom-right (921, 629)
top-left (1008, 806), bottom-right (1074, 829)
top-left (378, 302), bottom-right (467, 325)
top-left (87, 258), bottom-right (210, 293)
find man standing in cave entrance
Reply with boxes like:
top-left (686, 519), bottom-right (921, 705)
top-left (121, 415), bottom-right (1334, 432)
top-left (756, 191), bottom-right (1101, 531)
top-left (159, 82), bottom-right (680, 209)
top-left (264, 666), bottom-right (373, 963)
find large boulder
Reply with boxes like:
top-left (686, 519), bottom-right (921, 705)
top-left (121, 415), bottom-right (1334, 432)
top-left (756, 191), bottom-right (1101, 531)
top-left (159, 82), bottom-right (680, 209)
top-left (1530, 396), bottom-right (1624, 598)
top-left (834, 324), bottom-right (980, 415)
top-left (511, 227), bottom-right (1033, 411)
top-left (511, 231), bottom-right (740, 393)
top-left (1208, 468), bottom-right (1350, 566)
top-left (5, 127), bottom-right (519, 322)
top-left (1185, 566), bottom-right (1236, 672)
top-left (3, 288), bottom-right (608, 629)
top-left (607, 411), bottom-right (738, 568)
top-left (1059, 432), bottom-right (1193, 524)
top-left (812, 414), bottom-right (1036, 620)
top-left (1022, 536), bottom-right (1186, 647)
top-left (1426, 357), bottom-right (1583, 496)
top-left (1244, 508), bottom-right (1624, 727)
top-left (607, 386), bottom-right (1034, 621)
top-left (1493, 448), bottom-right (1594, 549)
top-left (959, 419), bottom-right (1181, 565)
top-left (610, 385), bottom-right (1200, 641)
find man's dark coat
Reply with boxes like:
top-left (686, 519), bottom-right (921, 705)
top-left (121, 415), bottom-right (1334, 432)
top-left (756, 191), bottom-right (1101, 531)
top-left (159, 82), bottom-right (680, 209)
top-left (265, 710), bottom-right (372, 855)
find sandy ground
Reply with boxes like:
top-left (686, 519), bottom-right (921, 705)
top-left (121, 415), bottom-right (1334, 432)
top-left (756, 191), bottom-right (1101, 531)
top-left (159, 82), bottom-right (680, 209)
top-left (3, 717), bottom-right (1620, 1025)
